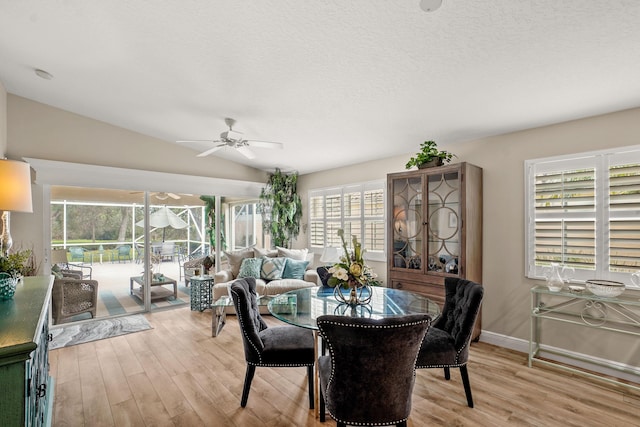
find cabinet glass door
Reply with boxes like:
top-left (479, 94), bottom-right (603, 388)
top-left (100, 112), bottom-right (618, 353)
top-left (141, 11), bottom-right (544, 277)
top-left (392, 177), bottom-right (423, 271)
top-left (427, 171), bottom-right (460, 275)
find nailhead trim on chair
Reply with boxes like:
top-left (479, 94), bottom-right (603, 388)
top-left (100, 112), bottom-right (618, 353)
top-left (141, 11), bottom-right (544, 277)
top-left (318, 318), bottom-right (431, 427)
top-left (232, 287), bottom-right (314, 368)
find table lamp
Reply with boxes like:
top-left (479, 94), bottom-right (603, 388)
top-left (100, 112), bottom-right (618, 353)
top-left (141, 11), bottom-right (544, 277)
top-left (0, 159), bottom-right (33, 256)
top-left (320, 247), bottom-right (343, 266)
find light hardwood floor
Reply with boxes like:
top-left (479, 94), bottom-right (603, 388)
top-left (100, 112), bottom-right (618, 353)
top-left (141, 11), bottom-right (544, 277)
top-left (50, 307), bottom-right (640, 426)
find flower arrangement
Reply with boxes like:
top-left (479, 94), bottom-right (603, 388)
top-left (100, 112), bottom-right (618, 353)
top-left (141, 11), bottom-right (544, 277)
top-left (327, 229), bottom-right (380, 289)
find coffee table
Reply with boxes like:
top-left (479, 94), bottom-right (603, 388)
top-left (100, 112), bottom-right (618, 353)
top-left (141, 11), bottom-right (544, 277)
top-left (211, 294), bottom-right (278, 337)
top-left (129, 275), bottom-right (178, 304)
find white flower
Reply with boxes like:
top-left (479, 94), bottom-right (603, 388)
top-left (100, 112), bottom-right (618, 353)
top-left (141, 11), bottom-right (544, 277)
top-left (333, 267), bottom-right (349, 281)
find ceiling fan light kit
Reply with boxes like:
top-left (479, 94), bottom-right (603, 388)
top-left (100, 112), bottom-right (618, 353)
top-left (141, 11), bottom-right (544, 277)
top-left (420, 0), bottom-right (442, 12)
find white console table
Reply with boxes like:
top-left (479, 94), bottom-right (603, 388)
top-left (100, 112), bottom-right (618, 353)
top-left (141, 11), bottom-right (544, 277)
top-left (529, 285), bottom-right (640, 391)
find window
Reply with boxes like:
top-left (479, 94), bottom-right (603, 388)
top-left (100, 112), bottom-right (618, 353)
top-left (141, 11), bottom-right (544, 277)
top-left (229, 201), bottom-right (266, 250)
top-left (525, 146), bottom-right (640, 283)
top-left (309, 181), bottom-right (385, 261)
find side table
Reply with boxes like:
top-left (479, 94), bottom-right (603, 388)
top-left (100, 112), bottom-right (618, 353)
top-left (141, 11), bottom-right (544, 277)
top-left (190, 275), bottom-right (214, 312)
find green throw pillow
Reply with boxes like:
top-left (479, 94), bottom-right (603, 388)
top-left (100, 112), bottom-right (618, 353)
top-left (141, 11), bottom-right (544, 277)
top-left (261, 256), bottom-right (286, 280)
top-left (282, 258), bottom-right (309, 280)
top-left (237, 257), bottom-right (263, 279)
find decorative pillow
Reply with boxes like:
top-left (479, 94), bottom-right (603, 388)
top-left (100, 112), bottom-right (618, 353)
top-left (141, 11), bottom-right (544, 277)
top-left (283, 258), bottom-right (310, 280)
top-left (276, 246), bottom-right (308, 261)
top-left (317, 266), bottom-right (332, 287)
top-left (260, 256), bottom-right (287, 281)
top-left (254, 247), bottom-right (278, 258)
top-left (223, 248), bottom-right (254, 278)
top-left (238, 257), bottom-right (263, 279)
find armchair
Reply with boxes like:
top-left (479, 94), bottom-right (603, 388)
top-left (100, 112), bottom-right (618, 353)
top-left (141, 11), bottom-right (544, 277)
top-left (51, 248), bottom-right (92, 279)
top-left (52, 276), bottom-right (99, 324)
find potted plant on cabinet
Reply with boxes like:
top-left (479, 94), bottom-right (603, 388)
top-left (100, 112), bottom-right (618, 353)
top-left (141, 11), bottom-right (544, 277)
top-left (405, 140), bottom-right (456, 169)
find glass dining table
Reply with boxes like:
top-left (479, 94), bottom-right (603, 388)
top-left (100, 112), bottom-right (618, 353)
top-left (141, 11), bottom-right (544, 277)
top-left (267, 285), bottom-right (440, 418)
top-left (267, 285), bottom-right (441, 329)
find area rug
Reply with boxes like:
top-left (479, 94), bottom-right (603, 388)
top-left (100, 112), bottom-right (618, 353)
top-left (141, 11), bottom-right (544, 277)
top-left (50, 314), bottom-right (153, 350)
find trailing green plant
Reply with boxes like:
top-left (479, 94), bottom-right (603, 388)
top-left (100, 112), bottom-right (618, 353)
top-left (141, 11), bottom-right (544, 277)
top-left (405, 140), bottom-right (456, 169)
top-left (200, 195), bottom-right (225, 252)
top-left (258, 168), bottom-right (302, 248)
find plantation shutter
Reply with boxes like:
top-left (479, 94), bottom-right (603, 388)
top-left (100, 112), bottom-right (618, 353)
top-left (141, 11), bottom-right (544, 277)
top-left (526, 146), bottom-right (640, 283)
top-left (533, 168), bottom-right (596, 270)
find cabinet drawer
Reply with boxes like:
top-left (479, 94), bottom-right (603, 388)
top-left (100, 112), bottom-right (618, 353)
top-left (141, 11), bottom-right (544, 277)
top-left (390, 280), bottom-right (445, 307)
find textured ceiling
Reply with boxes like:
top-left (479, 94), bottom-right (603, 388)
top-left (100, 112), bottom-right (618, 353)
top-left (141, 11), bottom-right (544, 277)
top-left (1, 1), bottom-right (640, 174)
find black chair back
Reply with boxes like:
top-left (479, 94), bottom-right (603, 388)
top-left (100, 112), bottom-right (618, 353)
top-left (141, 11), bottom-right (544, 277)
top-left (230, 278), bottom-right (268, 363)
top-left (434, 277), bottom-right (484, 359)
top-left (317, 314), bottom-right (431, 426)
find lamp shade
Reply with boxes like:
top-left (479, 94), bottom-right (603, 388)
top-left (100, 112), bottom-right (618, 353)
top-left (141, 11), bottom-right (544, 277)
top-left (320, 247), bottom-right (343, 264)
top-left (0, 159), bottom-right (33, 213)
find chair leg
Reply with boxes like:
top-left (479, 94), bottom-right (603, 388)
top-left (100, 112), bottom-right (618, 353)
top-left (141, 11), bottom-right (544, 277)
top-left (240, 364), bottom-right (256, 407)
top-left (397, 421), bottom-right (407, 427)
top-left (337, 423), bottom-right (346, 427)
top-left (459, 365), bottom-right (474, 408)
top-left (307, 365), bottom-right (315, 409)
top-left (444, 366), bottom-right (451, 380)
top-left (319, 387), bottom-right (326, 422)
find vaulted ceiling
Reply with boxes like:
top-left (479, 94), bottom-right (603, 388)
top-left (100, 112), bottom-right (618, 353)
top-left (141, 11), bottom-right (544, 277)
top-left (1, 1), bottom-right (639, 174)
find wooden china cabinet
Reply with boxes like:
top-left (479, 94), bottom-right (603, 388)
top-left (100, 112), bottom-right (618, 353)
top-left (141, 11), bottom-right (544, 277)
top-left (387, 162), bottom-right (483, 340)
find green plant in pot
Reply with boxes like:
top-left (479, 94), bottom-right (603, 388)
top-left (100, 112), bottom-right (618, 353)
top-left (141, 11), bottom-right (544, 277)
top-left (0, 249), bottom-right (34, 279)
top-left (405, 140), bottom-right (455, 169)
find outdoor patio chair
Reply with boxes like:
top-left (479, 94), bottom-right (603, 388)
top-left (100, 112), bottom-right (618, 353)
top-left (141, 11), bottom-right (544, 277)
top-left (69, 247), bottom-right (87, 263)
top-left (117, 245), bottom-right (132, 262)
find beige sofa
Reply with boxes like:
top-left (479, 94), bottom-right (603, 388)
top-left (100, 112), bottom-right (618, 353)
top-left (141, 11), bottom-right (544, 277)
top-left (212, 247), bottom-right (319, 301)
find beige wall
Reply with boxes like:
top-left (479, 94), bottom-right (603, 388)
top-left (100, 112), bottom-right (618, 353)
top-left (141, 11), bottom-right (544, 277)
top-left (296, 107), bottom-right (640, 366)
top-left (0, 82), bottom-right (6, 156)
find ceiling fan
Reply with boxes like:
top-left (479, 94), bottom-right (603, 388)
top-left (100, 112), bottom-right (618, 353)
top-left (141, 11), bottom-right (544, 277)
top-left (177, 118), bottom-right (283, 159)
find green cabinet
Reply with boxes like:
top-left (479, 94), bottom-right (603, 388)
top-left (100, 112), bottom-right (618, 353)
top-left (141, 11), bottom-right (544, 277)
top-left (0, 276), bottom-right (54, 426)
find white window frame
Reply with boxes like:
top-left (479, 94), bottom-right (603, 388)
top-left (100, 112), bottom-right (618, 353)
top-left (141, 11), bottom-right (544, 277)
top-left (525, 145), bottom-right (640, 286)
top-left (309, 180), bottom-right (386, 262)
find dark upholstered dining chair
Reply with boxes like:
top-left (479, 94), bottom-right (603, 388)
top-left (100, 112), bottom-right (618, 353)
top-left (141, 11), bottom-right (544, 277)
top-left (230, 277), bottom-right (315, 408)
top-left (415, 277), bottom-right (484, 408)
top-left (317, 314), bottom-right (432, 427)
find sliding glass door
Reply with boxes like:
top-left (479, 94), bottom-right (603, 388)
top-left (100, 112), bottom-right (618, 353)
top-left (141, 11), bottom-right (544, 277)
top-left (50, 186), bottom-right (209, 324)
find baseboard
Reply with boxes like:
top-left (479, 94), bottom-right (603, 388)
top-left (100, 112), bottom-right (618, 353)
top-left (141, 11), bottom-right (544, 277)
top-left (479, 330), bottom-right (640, 385)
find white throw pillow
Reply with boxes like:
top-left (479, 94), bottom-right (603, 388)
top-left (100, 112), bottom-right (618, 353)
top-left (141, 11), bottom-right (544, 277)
top-left (276, 246), bottom-right (308, 261)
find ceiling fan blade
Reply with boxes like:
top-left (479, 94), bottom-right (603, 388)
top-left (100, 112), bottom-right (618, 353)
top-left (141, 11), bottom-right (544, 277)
top-left (196, 144), bottom-right (226, 157)
top-left (176, 139), bottom-right (218, 144)
top-left (167, 192), bottom-right (181, 200)
top-left (246, 140), bottom-right (283, 149)
top-left (236, 146), bottom-right (256, 159)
